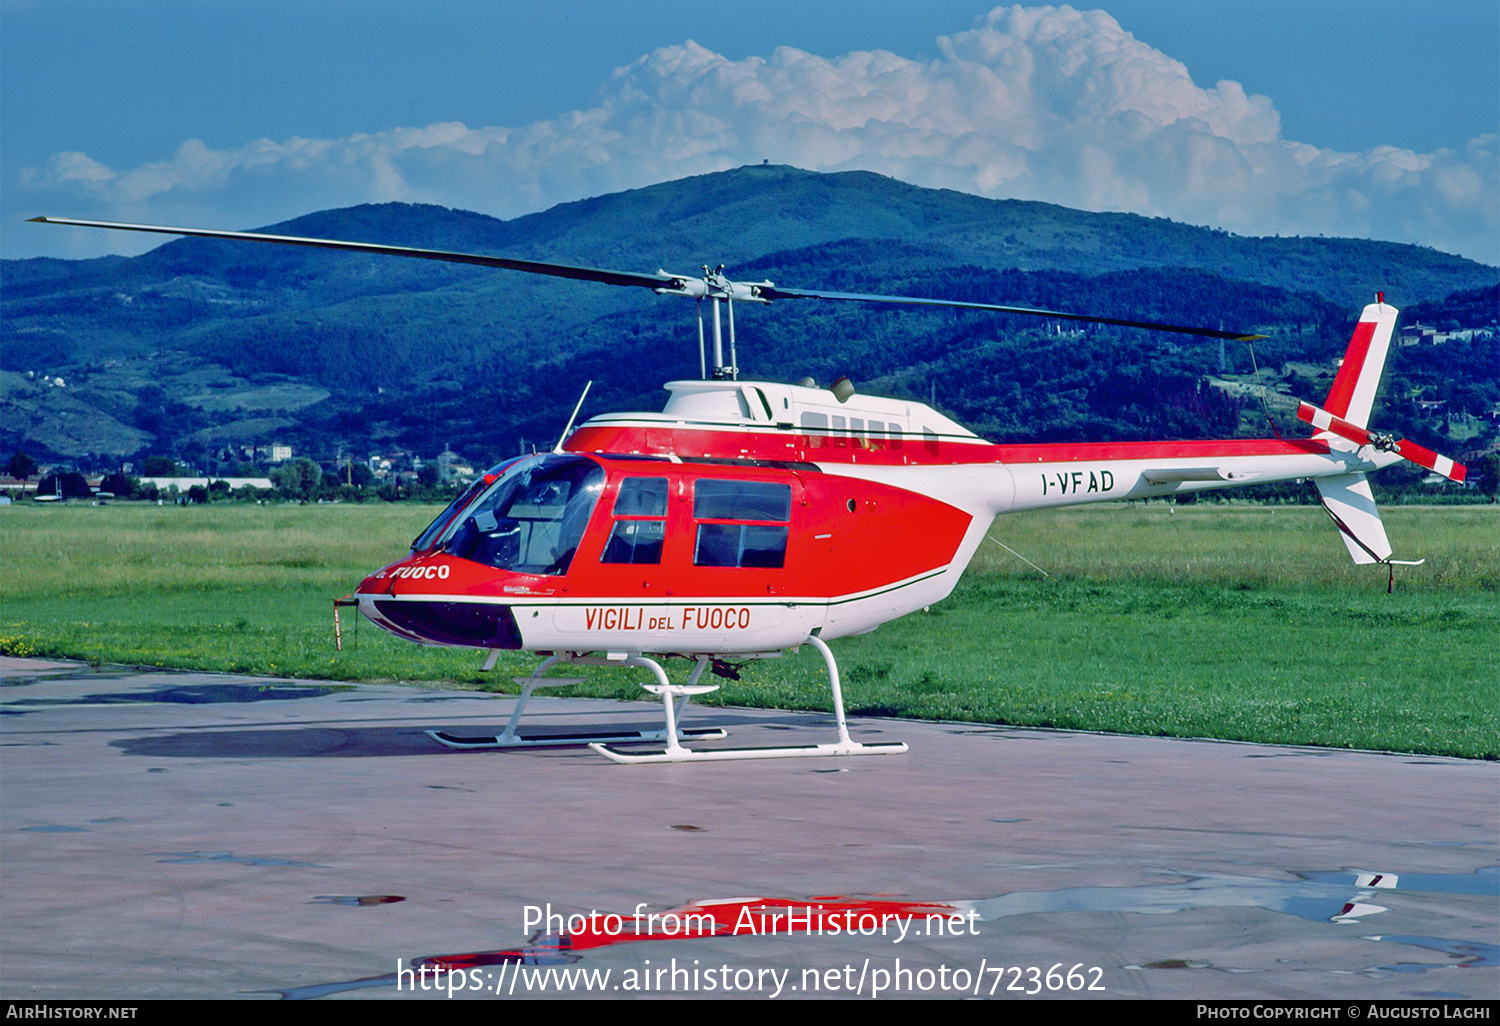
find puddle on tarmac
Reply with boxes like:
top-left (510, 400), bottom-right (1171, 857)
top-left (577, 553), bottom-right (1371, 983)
top-left (286, 868), bottom-right (1498, 998)
top-left (156, 850), bottom-right (328, 867)
top-left (6, 683), bottom-right (352, 706)
top-left (1369, 936), bottom-right (1498, 971)
top-left (961, 866), bottom-right (1499, 928)
top-left (1, 665), bottom-right (127, 686)
top-left (21, 825), bottom-right (88, 833)
top-left (312, 895), bottom-right (406, 907)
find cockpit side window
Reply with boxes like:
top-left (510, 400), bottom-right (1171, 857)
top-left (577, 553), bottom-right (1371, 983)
top-left (601, 477), bottom-right (668, 565)
top-left (442, 455), bottom-right (604, 575)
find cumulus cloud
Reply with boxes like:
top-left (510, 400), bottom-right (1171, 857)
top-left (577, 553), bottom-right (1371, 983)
top-left (20, 4), bottom-right (1499, 262)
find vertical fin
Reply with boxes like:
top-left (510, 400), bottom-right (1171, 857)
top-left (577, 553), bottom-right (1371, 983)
top-left (1322, 300), bottom-right (1397, 429)
top-left (1314, 472), bottom-right (1392, 564)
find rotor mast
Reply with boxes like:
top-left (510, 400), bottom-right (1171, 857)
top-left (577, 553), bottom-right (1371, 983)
top-left (673, 264), bottom-right (766, 380)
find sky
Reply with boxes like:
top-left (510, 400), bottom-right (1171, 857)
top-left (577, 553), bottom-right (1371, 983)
top-left (3, 0), bottom-right (1497, 263)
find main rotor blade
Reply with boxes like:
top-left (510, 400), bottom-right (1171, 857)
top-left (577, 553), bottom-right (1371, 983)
top-left (756, 284), bottom-right (1265, 341)
top-left (27, 216), bottom-right (677, 292)
top-left (32, 215), bottom-right (1264, 339)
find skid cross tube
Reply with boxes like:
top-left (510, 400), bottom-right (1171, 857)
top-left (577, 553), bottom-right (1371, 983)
top-left (591, 636), bottom-right (907, 764)
top-left (426, 653), bottom-right (725, 750)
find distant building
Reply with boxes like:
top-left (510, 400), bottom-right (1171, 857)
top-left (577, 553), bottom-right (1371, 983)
top-left (237, 443), bottom-right (294, 463)
top-left (435, 445), bottom-right (475, 484)
top-left (1398, 323), bottom-right (1436, 346)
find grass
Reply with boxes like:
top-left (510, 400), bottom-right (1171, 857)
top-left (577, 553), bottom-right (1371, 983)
top-left (1, 501), bottom-right (1495, 758)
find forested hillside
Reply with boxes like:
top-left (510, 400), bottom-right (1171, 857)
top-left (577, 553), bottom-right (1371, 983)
top-left (3, 165), bottom-right (1495, 472)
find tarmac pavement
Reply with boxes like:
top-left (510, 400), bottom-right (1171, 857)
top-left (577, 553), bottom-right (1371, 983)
top-left (1, 656), bottom-right (1495, 1001)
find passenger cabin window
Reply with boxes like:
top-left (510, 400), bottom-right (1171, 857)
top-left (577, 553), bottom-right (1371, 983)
top-left (800, 412), bottom-right (828, 430)
top-left (692, 479), bottom-right (791, 569)
top-left (601, 477), bottom-right (668, 565)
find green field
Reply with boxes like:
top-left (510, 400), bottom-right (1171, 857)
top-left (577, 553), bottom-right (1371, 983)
top-left (2, 501), bottom-right (1495, 757)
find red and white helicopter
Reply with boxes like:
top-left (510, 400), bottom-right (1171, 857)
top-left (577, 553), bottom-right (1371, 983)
top-left (32, 215), bottom-right (1469, 763)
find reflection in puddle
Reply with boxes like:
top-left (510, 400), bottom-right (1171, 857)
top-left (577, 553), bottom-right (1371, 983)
top-left (960, 867), bottom-right (1497, 928)
top-left (1301, 867), bottom-right (1498, 897)
top-left (312, 895), bottom-right (406, 907)
top-left (287, 868), bottom-right (1498, 999)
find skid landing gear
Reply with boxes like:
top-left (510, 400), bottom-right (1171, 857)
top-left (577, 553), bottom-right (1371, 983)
top-left (426, 653), bottom-right (726, 750)
top-left (592, 636), bottom-right (907, 764)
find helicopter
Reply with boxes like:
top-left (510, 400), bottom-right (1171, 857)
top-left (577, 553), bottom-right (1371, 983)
top-left (30, 215), bottom-right (1469, 764)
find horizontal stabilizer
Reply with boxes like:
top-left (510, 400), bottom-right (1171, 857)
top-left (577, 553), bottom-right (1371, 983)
top-left (1314, 472), bottom-right (1392, 564)
top-left (1298, 402), bottom-right (1467, 483)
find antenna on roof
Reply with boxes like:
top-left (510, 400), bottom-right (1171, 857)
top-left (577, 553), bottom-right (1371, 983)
top-left (553, 381), bottom-right (593, 453)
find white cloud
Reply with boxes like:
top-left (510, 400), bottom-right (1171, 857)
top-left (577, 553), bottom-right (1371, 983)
top-left (19, 4), bottom-right (1498, 262)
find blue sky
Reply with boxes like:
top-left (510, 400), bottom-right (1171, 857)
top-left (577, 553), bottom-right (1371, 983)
top-left (4, 0), bottom-right (1496, 262)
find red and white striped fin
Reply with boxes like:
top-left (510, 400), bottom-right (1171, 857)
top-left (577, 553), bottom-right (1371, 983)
top-left (1322, 300), bottom-right (1397, 429)
top-left (1314, 472), bottom-right (1392, 565)
top-left (1297, 402), bottom-right (1468, 483)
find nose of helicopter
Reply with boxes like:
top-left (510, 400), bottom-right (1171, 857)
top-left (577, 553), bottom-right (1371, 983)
top-left (354, 557), bottom-right (522, 649)
top-left (367, 598), bottom-right (523, 649)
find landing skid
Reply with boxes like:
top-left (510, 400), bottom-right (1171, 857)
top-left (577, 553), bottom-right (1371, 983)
top-left (430, 640), bottom-right (906, 764)
top-left (427, 653), bottom-right (727, 750)
top-left (428, 726), bottom-right (726, 750)
top-left (593, 636), bottom-right (906, 764)
top-left (593, 739), bottom-right (908, 764)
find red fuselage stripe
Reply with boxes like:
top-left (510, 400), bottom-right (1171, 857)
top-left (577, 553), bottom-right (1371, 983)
top-left (567, 425), bottom-right (1328, 466)
top-left (988, 438), bottom-right (1328, 463)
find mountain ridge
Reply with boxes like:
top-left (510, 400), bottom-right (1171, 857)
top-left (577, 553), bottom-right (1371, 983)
top-left (3, 165), bottom-right (1494, 466)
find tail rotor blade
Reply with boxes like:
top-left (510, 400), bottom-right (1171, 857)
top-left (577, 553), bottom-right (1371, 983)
top-left (1298, 401), bottom-right (1467, 482)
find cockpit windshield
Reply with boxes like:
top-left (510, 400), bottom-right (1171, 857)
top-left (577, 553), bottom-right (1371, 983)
top-left (437, 454), bottom-right (605, 575)
top-left (410, 457), bottom-right (525, 554)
